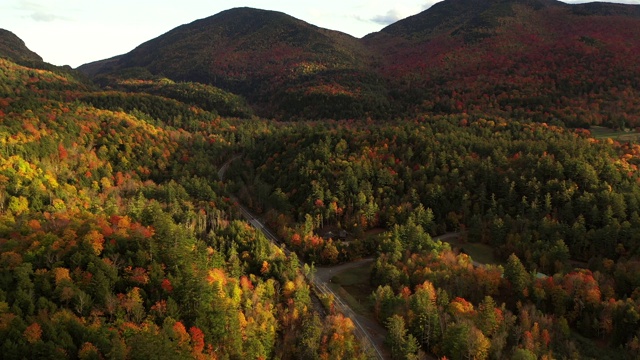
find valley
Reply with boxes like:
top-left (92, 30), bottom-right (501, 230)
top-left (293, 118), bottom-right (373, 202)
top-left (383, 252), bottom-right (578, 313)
top-left (2, 0), bottom-right (640, 359)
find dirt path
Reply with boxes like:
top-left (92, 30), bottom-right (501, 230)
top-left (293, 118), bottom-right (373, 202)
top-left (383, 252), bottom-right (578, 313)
top-left (217, 154), bottom-right (240, 181)
top-left (313, 233), bottom-right (463, 360)
top-left (314, 232), bottom-right (462, 283)
top-left (434, 232), bottom-right (462, 242)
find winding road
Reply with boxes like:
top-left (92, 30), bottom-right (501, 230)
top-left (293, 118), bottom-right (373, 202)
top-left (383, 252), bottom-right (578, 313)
top-left (312, 233), bottom-right (464, 360)
top-left (218, 157), bottom-right (386, 359)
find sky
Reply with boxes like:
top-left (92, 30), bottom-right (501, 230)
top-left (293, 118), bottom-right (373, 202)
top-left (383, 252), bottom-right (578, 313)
top-left (1, 0), bottom-right (639, 68)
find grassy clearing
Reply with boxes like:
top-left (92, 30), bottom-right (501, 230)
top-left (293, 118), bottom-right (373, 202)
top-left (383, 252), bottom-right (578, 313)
top-left (590, 126), bottom-right (620, 139)
top-left (617, 133), bottom-right (640, 142)
top-left (441, 236), bottom-right (498, 265)
top-left (460, 242), bottom-right (498, 265)
top-left (569, 331), bottom-right (627, 360)
top-left (329, 262), bottom-right (376, 317)
top-left (590, 126), bottom-right (640, 141)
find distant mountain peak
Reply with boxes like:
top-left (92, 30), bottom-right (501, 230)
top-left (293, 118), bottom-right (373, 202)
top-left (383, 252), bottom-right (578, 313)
top-left (372, 0), bottom-right (640, 44)
top-left (78, 1), bottom-right (640, 121)
top-left (0, 29), bottom-right (43, 62)
top-left (78, 6), bottom-right (376, 119)
top-left (376, 0), bottom-right (564, 40)
top-left (167, 6), bottom-right (324, 42)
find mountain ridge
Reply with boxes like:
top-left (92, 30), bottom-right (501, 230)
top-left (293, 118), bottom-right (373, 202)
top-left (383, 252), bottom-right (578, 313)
top-left (83, 7), bottom-right (373, 80)
top-left (365, 0), bottom-right (640, 126)
top-left (0, 29), bottom-right (43, 63)
top-left (80, 7), bottom-right (386, 119)
top-left (75, 0), bottom-right (640, 123)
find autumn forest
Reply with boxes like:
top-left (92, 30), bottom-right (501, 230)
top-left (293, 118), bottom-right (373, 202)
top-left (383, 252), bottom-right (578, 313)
top-left (2, 0), bottom-right (640, 359)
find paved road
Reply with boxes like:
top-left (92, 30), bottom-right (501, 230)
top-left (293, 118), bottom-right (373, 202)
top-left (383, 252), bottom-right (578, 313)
top-left (235, 203), bottom-right (385, 359)
top-left (219, 157), bottom-right (467, 359)
top-left (314, 258), bottom-right (391, 358)
top-left (218, 157), bottom-right (385, 359)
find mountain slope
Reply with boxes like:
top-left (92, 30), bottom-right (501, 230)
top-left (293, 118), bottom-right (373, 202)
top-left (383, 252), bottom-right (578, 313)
top-left (374, 0), bottom-right (572, 45)
top-left (80, 7), bottom-right (388, 119)
top-left (0, 54), bottom-right (371, 360)
top-left (365, 0), bottom-right (640, 127)
top-left (79, 1), bottom-right (640, 125)
top-left (0, 29), bottom-right (42, 62)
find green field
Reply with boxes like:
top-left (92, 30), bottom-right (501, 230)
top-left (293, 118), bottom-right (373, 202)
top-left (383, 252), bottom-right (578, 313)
top-left (329, 263), bottom-right (376, 317)
top-left (440, 235), bottom-right (498, 265)
top-left (460, 242), bottom-right (498, 265)
top-left (590, 126), bottom-right (640, 142)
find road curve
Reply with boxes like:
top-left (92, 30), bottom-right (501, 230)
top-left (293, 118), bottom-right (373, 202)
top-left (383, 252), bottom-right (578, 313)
top-left (218, 157), bottom-right (386, 359)
top-left (217, 155), bottom-right (241, 181)
top-left (236, 202), bottom-right (385, 359)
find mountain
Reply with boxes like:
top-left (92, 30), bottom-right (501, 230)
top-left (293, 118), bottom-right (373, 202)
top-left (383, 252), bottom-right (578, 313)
top-left (80, 7), bottom-right (388, 119)
top-left (79, 0), bottom-right (640, 125)
top-left (0, 29), bottom-right (42, 62)
top-left (373, 0), bottom-right (562, 42)
top-left (5, 4), bottom-right (640, 359)
top-left (365, 0), bottom-right (640, 126)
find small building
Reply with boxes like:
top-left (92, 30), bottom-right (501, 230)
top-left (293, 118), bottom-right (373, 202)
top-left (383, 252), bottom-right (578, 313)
top-left (323, 231), bottom-right (335, 240)
top-left (322, 229), bottom-right (348, 240)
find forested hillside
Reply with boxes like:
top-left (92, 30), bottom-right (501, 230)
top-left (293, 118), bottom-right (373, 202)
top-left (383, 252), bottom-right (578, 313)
top-left (80, 8), bottom-right (388, 120)
top-left (228, 114), bottom-right (640, 359)
top-left (0, 57), bottom-right (368, 359)
top-left (0, 29), bottom-right (43, 63)
top-left (80, 0), bottom-right (640, 125)
top-left (367, 0), bottom-right (640, 127)
top-left (3, 0), bottom-right (640, 359)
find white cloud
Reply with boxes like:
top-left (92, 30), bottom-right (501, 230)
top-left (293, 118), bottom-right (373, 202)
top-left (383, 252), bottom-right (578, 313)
top-left (13, 0), bottom-right (74, 22)
top-left (370, 2), bottom-right (439, 26)
top-left (371, 9), bottom-right (405, 25)
top-left (29, 11), bottom-right (67, 22)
